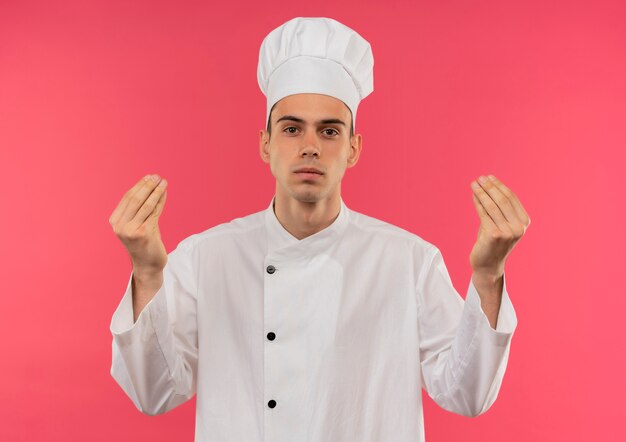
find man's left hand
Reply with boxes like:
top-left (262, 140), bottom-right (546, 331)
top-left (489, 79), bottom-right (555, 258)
top-left (469, 175), bottom-right (531, 279)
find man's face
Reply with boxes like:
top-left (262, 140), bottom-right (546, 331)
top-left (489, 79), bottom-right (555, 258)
top-left (259, 93), bottom-right (362, 204)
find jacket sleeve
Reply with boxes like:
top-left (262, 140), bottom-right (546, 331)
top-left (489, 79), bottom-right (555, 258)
top-left (416, 246), bottom-right (517, 417)
top-left (109, 237), bottom-right (198, 415)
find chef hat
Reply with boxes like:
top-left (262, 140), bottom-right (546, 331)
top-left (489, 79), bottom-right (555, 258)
top-left (257, 17), bottom-right (374, 132)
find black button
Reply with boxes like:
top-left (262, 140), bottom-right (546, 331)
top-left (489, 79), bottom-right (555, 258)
top-left (267, 332), bottom-right (275, 341)
top-left (266, 265), bottom-right (276, 274)
top-left (268, 399), bottom-right (276, 408)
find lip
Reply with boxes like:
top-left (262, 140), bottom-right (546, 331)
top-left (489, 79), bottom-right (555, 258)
top-left (295, 171), bottom-right (323, 180)
top-left (294, 167), bottom-right (324, 174)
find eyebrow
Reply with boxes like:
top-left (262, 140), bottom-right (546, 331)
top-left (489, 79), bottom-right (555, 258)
top-left (275, 115), bottom-right (346, 127)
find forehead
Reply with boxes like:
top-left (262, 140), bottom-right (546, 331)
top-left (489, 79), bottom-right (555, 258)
top-left (273, 93), bottom-right (351, 122)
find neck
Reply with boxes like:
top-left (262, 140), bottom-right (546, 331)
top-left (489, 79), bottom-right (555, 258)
top-left (273, 191), bottom-right (341, 240)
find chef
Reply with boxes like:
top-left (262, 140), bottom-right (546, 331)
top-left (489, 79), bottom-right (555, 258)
top-left (109, 16), bottom-right (531, 442)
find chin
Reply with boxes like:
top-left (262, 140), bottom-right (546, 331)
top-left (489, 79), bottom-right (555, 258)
top-left (293, 193), bottom-right (322, 203)
top-left (290, 187), bottom-right (325, 203)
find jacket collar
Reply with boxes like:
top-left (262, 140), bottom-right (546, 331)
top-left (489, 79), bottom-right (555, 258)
top-left (264, 194), bottom-right (350, 259)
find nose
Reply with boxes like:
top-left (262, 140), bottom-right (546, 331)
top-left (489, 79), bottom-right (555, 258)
top-left (299, 130), bottom-right (320, 158)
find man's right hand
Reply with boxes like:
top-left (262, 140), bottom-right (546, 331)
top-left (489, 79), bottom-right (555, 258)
top-left (109, 174), bottom-right (169, 278)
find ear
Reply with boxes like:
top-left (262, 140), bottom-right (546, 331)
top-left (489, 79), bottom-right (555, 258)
top-left (346, 133), bottom-right (362, 168)
top-left (259, 129), bottom-right (270, 164)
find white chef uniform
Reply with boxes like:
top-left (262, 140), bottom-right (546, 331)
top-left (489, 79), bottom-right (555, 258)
top-left (110, 195), bottom-right (517, 441)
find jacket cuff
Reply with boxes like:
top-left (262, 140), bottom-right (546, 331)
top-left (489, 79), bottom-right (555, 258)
top-left (109, 270), bottom-right (168, 340)
top-left (465, 272), bottom-right (518, 339)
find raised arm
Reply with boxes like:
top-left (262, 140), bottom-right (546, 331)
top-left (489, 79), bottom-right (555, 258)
top-left (108, 174), bottom-right (198, 415)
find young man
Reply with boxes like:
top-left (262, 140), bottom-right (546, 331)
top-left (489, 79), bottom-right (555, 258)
top-left (109, 17), bottom-right (530, 441)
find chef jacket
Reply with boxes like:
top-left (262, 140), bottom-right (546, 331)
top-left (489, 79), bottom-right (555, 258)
top-left (110, 195), bottom-right (518, 442)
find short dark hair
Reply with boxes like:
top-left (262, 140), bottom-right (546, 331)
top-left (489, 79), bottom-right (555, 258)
top-left (266, 102), bottom-right (355, 139)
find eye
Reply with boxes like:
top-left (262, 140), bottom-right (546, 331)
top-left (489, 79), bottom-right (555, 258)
top-left (283, 126), bottom-right (299, 134)
top-left (323, 128), bottom-right (339, 137)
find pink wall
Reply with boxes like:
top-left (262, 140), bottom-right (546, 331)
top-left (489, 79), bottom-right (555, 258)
top-left (1, 0), bottom-right (624, 440)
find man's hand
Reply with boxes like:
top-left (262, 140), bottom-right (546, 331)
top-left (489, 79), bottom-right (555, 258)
top-left (469, 175), bottom-right (530, 328)
top-left (109, 174), bottom-right (169, 275)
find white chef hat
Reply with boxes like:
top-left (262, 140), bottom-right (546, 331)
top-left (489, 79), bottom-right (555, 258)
top-left (257, 17), bottom-right (374, 132)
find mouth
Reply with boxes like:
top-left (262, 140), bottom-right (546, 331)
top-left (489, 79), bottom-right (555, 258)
top-left (295, 173), bottom-right (323, 180)
top-left (294, 167), bottom-right (324, 175)
top-left (294, 168), bottom-right (324, 181)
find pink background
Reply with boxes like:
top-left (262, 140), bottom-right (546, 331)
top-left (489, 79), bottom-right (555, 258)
top-left (1, 0), bottom-right (624, 440)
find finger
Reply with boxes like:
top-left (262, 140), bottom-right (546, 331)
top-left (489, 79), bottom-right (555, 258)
top-left (145, 188), bottom-right (167, 224)
top-left (472, 192), bottom-right (497, 230)
top-left (130, 179), bottom-right (168, 229)
top-left (471, 179), bottom-right (512, 234)
top-left (119, 175), bottom-right (165, 226)
top-left (488, 175), bottom-right (531, 227)
top-left (109, 174), bottom-right (152, 225)
top-left (476, 176), bottom-right (521, 226)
